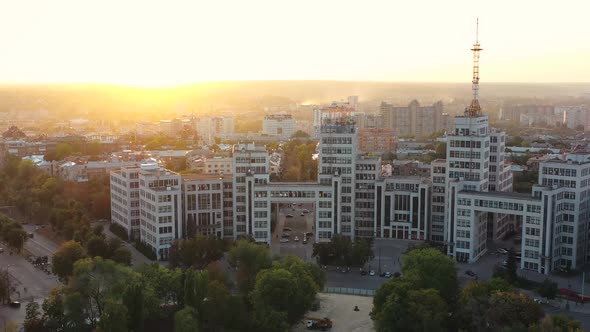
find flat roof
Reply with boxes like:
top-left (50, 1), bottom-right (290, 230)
top-left (182, 173), bottom-right (225, 181)
top-left (460, 190), bottom-right (540, 201)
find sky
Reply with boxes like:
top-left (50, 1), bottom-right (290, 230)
top-left (1, 0), bottom-right (589, 86)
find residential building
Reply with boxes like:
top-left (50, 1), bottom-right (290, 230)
top-left (357, 128), bottom-right (396, 154)
top-left (380, 100), bottom-right (446, 138)
top-left (262, 114), bottom-right (295, 139)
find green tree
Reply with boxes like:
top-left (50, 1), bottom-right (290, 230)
top-left (538, 278), bottom-right (558, 300)
top-left (402, 248), bottom-right (458, 305)
top-left (435, 142), bottom-right (447, 159)
top-left (203, 281), bottom-right (230, 329)
top-left (174, 306), bottom-right (199, 332)
top-left (169, 236), bottom-right (227, 269)
top-left (505, 249), bottom-right (518, 284)
top-left (98, 299), bottom-right (128, 332)
top-left (42, 287), bottom-right (66, 331)
top-left (122, 281), bottom-right (146, 332)
top-left (228, 240), bottom-right (272, 294)
top-left (52, 240), bottom-right (86, 282)
top-left (487, 291), bottom-right (543, 330)
top-left (23, 301), bottom-right (45, 332)
top-left (351, 238), bottom-right (374, 266)
top-left (250, 268), bottom-right (296, 331)
top-left (86, 235), bottom-right (109, 258)
top-left (371, 278), bottom-right (448, 332)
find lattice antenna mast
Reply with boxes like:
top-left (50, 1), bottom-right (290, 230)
top-left (466, 18), bottom-right (483, 117)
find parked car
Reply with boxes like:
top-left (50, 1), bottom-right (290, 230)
top-left (465, 270), bottom-right (477, 277)
top-left (28, 233), bottom-right (34, 238)
top-left (369, 270), bottom-right (375, 276)
top-left (303, 209), bottom-right (310, 213)
top-left (283, 227), bottom-right (293, 232)
top-left (0, 248), bottom-right (4, 254)
top-left (301, 213), bottom-right (305, 216)
top-left (384, 272), bottom-right (392, 278)
top-left (360, 270), bottom-right (368, 276)
top-left (497, 248), bottom-right (509, 254)
top-left (294, 236), bottom-right (299, 242)
top-left (282, 233), bottom-right (291, 237)
top-left (533, 298), bottom-right (547, 304)
top-left (305, 232), bottom-right (314, 237)
top-left (280, 238), bottom-right (289, 243)
top-left (9, 301), bottom-right (21, 308)
top-left (286, 214), bottom-right (294, 218)
top-left (302, 238), bottom-right (308, 244)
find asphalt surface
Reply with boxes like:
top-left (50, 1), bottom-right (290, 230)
top-left (270, 203), bottom-right (315, 263)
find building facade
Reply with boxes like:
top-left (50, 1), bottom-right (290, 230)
top-left (380, 100), bottom-right (446, 138)
top-left (262, 114), bottom-right (295, 139)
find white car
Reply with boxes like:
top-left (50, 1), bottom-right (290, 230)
top-left (294, 236), bottom-right (299, 242)
top-left (280, 238), bottom-right (289, 243)
top-left (497, 248), bottom-right (509, 254)
top-left (286, 214), bottom-right (294, 218)
top-left (533, 298), bottom-right (546, 304)
top-left (369, 270), bottom-right (375, 276)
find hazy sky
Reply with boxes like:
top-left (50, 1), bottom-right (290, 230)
top-left (1, 0), bottom-right (589, 85)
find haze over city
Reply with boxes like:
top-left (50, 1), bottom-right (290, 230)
top-left (1, 0), bottom-right (589, 85)
top-left (2, 1), bottom-right (590, 332)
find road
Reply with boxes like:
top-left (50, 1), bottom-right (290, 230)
top-left (99, 222), bottom-right (154, 267)
top-left (0, 245), bottom-right (60, 328)
top-left (270, 203), bottom-right (315, 263)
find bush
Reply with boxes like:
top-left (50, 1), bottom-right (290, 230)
top-left (109, 223), bottom-right (129, 241)
top-left (133, 241), bottom-right (157, 261)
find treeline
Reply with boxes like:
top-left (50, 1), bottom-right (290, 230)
top-left (0, 154), bottom-right (110, 240)
top-left (371, 248), bottom-right (583, 332)
top-left (0, 214), bottom-right (27, 252)
top-left (312, 234), bottom-right (374, 267)
top-left (25, 239), bottom-right (325, 332)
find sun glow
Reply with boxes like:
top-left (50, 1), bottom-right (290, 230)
top-left (1, 0), bottom-right (589, 85)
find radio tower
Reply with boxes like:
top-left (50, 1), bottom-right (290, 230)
top-left (466, 18), bottom-right (483, 117)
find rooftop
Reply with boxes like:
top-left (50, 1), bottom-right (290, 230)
top-left (460, 190), bottom-right (540, 201)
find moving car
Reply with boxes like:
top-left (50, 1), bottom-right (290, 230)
top-left (465, 270), bottom-right (477, 277)
top-left (369, 270), bottom-right (375, 276)
top-left (305, 317), bottom-right (332, 330)
top-left (497, 248), bottom-right (509, 254)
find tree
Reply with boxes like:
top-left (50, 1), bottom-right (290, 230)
top-left (538, 278), bottom-right (558, 300)
top-left (23, 301), bottom-right (45, 332)
top-left (174, 306), bottom-right (199, 332)
top-left (505, 249), bottom-right (518, 284)
top-left (250, 268), bottom-right (297, 331)
top-left (371, 278), bottom-right (448, 332)
top-left (228, 240), bottom-right (272, 294)
top-left (458, 278), bottom-right (512, 331)
top-left (42, 287), bottom-right (66, 331)
top-left (402, 248), bottom-right (458, 306)
top-left (98, 299), bottom-right (129, 332)
top-left (435, 142), bottom-right (447, 159)
top-left (487, 291), bottom-right (543, 330)
top-left (122, 281), bottom-right (146, 332)
top-left (0, 270), bottom-right (11, 304)
top-left (137, 263), bottom-right (184, 309)
top-left (1, 221), bottom-right (27, 252)
top-left (291, 130), bottom-right (311, 138)
top-left (206, 261), bottom-right (231, 288)
top-left (203, 281), bottom-right (230, 329)
top-left (52, 240), bottom-right (86, 282)
top-left (535, 314), bottom-right (583, 332)
top-left (86, 235), bottom-right (109, 258)
top-left (351, 238), bottom-right (374, 266)
top-left (169, 236), bottom-right (227, 269)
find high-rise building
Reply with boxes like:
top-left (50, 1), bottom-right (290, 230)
top-left (380, 100), bottom-right (445, 138)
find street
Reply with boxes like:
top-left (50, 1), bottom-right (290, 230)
top-left (270, 203), bottom-right (315, 263)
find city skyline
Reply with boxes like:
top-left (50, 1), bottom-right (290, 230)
top-left (1, 0), bottom-right (589, 86)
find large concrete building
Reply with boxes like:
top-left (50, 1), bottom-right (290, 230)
top-left (380, 100), bottom-right (448, 138)
top-left (262, 114), bottom-right (295, 139)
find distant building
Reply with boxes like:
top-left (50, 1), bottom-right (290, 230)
top-left (380, 100), bottom-right (446, 138)
top-left (357, 128), bottom-right (396, 153)
top-left (561, 106), bottom-right (590, 130)
top-left (194, 117), bottom-right (234, 145)
top-left (262, 114), bottom-right (295, 139)
top-left (500, 104), bottom-right (557, 126)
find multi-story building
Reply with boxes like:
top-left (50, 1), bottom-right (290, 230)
top-left (232, 143), bottom-right (271, 241)
top-left (110, 166), bottom-right (141, 240)
top-left (380, 100), bottom-right (446, 138)
top-left (183, 174), bottom-right (225, 239)
top-left (194, 117), bottom-right (235, 145)
top-left (262, 114), bottom-right (295, 139)
top-left (357, 128), bottom-right (396, 154)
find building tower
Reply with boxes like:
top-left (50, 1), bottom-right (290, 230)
top-left (445, 19), bottom-right (491, 262)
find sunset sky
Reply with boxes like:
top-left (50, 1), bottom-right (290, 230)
top-left (1, 0), bottom-right (589, 86)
